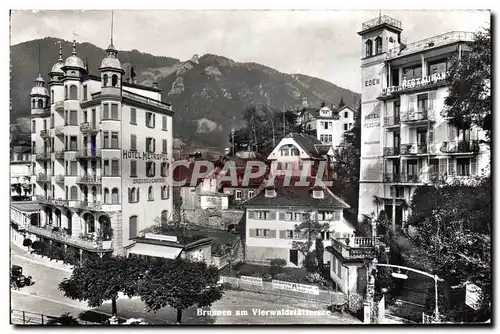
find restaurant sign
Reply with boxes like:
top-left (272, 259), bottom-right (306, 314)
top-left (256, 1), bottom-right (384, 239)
top-left (123, 150), bottom-right (168, 161)
top-left (382, 71), bottom-right (449, 95)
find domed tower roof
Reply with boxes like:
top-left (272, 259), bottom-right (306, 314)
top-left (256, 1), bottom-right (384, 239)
top-left (63, 39), bottom-right (85, 70)
top-left (30, 73), bottom-right (49, 96)
top-left (99, 43), bottom-right (122, 70)
top-left (50, 41), bottom-right (64, 74)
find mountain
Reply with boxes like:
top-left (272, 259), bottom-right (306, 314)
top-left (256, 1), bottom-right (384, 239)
top-left (10, 38), bottom-right (360, 150)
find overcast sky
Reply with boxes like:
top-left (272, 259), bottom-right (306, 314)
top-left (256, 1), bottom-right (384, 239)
top-left (10, 9), bottom-right (490, 92)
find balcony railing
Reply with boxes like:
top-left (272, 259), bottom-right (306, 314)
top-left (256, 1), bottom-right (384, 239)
top-left (401, 173), bottom-right (422, 183)
top-left (384, 173), bottom-right (401, 183)
top-left (362, 15), bottom-right (402, 31)
top-left (80, 122), bottom-right (99, 133)
top-left (54, 101), bottom-right (64, 111)
top-left (76, 175), bottom-right (102, 184)
top-left (330, 238), bottom-right (377, 260)
top-left (35, 152), bottom-right (51, 160)
top-left (55, 174), bottom-right (65, 183)
top-left (400, 109), bottom-right (435, 123)
top-left (54, 126), bottom-right (65, 136)
top-left (24, 224), bottom-right (113, 251)
top-left (383, 147), bottom-right (400, 156)
top-left (383, 116), bottom-right (400, 127)
top-left (122, 90), bottom-right (173, 111)
top-left (36, 173), bottom-right (51, 182)
top-left (388, 31), bottom-right (475, 58)
top-left (400, 143), bottom-right (428, 155)
top-left (54, 151), bottom-right (65, 159)
top-left (77, 200), bottom-right (103, 211)
top-left (76, 149), bottom-right (101, 159)
top-left (440, 140), bottom-right (480, 154)
top-left (40, 130), bottom-right (50, 139)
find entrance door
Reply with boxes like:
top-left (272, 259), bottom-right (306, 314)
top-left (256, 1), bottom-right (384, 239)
top-left (289, 249), bottom-right (298, 266)
top-left (384, 204), bottom-right (393, 221)
top-left (395, 206), bottom-right (403, 229)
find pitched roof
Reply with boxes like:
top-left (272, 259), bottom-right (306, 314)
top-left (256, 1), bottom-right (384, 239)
top-left (242, 176), bottom-right (350, 209)
top-left (284, 133), bottom-right (330, 159)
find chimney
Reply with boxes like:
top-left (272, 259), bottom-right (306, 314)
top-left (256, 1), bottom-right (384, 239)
top-left (153, 82), bottom-right (159, 89)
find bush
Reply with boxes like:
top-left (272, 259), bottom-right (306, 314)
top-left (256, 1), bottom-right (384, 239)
top-left (275, 272), bottom-right (300, 283)
top-left (46, 313), bottom-right (80, 325)
top-left (31, 240), bottom-right (44, 254)
top-left (305, 272), bottom-right (327, 286)
top-left (269, 258), bottom-right (287, 278)
top-left (23, 238), bottom-right (32, 248)
top-left (303, 252), bottom-right (319, 273)
top-left (262, 273), bottom-right (273, 282)
top-left (64, 247), bottom-right (79, 265)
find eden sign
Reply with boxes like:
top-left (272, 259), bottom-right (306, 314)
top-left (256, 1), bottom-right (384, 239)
top-left (123, 150), bottom-right (168, 161)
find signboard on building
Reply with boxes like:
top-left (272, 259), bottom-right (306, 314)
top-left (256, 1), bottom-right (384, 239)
top-left (465, 282), bottom-right (482, 311)
top-left (382, 71), bottom-right (449, 95)
top-left (123, 150), bottom-right (168, 161)
top-left (271, 280), bottom-right (320, 295)
top-left (132, 178), bottom-right (165, 185)
top-left (240, 276), bottom-right (263, 287)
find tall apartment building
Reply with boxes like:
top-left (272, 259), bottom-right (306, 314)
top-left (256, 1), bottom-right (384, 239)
top-left (357, 15), bottom-right (490, 228)
top-left (29, 39), bottom-right (174, 256)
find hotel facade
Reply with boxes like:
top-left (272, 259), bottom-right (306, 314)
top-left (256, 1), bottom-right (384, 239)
top-left (26, 39), bottom-right (174, 257)
top-left (357, 16), bottom-right (490, 227)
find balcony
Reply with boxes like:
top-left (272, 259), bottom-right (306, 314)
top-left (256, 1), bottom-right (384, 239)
top-left (80, 122), bottom-right (99, 134)
top-left (122, 90), bottom-right (173, 112)
top-left (54, 151), bottom-right (65, 159)
top-left (55, 174), bottom-right (65, 184)
top-left (384, 173), bottom-right (401, 183)
top-left (439, 140), bottom-right (480, 154)
top-left (401, 173), bottom-right (422, 183)
top-left (76, 175), bottom-right (102, 185)
top-left (40, 130), bottom-right (50, 139)
top-left (361, 15), bottom-right (402, 31)
top-left (54, 126), bottom-right (65, 136)
top-left (383, 146), bottom-right (400, 156)
top-left (35, 152), bottom-right (51, 160)
top-left (77, 200), bottom-right (103, 211)
top-left (400, 143), bottom-right (428, 155)
top-left (388, 31), bottom-right (475, 59)
top-left (400, 109), bottom-right (435, 123)
top-left (54, 101), bottom-right (64, 111)
top-left (24, 224), bottom-right (113, 252)
top-left (329, 238), bottom-right (377, 260)
top-left (380, 72), bottom-right (450, 98)
top-left (76, 149), bottom-right (101, 159)
top-left (36, 173), bottom-right (51, 183)
top-left (35, 195), bottom-right (53, 204)
top-left (383, 116), bottom-right (400, 127)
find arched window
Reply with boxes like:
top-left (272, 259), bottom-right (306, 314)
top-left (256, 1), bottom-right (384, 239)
top-left (129, 215), bottom-right (138, 239)
top-left (104, 188), bottom-right (110, 203)
top-left (65, 186), bottom-right (68, 200)
top-left (161, 185), bottom-right (169, 199)
top-left (103, 74), bottom-right (108, 87)
top-left (37, 99), bottom-right (43, 108)
top-left (69, 85), bottom-right (78, 100)
top-left (70, 186), bottom-right (78, 200)
top-left (52, 185), bottom-right (55, 198)
top-left (161, 210), bottom-right (169, 223)
top-left (111, 74), bottom-right (118, 87)
top-left (111, 188), bottom-right (119, 204)
top-left (32, 99), bottom-right (36, 108)
top-left (365, 39), bottom-right (373, 57)
top-left (148, 186), bottom-right (154, 201)
top-left (375, 36), bottom-right (382, 54)
top-left (51, 90), bottom-right (54, 103)
top-left (64, 86), bottom-right (68, 100)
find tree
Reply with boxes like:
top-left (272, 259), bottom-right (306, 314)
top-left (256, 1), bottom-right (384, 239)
top-left (443, 28), bottom-right (491, 145)
top-left (314, 237), bottom-right (325, 274)
top-left (23, 238), bottom-right (32, 250)
top-left (59, 256), bottom-right (149, 317)
top-left (405, 176), bottom-right (491, 322)
top-left (338, 97), bottom-right (345, 108)
top-left (138, 258), bottom-right (224, 324)
top-left (292, 211), bottom-right (329, 271)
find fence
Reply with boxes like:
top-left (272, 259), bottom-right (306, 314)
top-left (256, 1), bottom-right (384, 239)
top-left (10, 309), bottom-right (98, 325)
top-left (219, 275), bottom-right (357, 307)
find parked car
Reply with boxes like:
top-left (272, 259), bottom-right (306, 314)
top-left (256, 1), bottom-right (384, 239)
top-left (11, 265), bottom-right (33, 289)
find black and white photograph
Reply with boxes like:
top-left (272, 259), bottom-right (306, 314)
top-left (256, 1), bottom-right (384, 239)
top-left (6, 5), bottom-right (492, 326)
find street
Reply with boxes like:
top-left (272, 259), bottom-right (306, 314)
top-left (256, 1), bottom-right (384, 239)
top-left (10, 244), bottom-right (361, 324)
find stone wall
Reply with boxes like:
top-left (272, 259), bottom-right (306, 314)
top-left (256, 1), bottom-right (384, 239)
top-left (183, 208), bottom-right (244, 230)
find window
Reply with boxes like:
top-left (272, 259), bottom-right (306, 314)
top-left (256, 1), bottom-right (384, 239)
top-left (344, 111), bottom-right (349, 118)
top-left (390, 186), bottom-right (404, 198)
top-left (280, 149), bottom-right (289, 156)
top-left (69, 136), bottom-right (77, 151)
top-left (337, 259), bottom-right (342, 278)
top-left (129, 216), bottom-right (138, 239)
top-left (111, 104), bottom-right (118, 120)
top-left (130, 108), bottom-right (137, 124)
top-left (343, 124), bottom-right (348, 131)
top-left (312, 189), bottom-right (324, 199)
top-left (161, 186), bottom-right (169, 199)
top-left (291, 148), bottom-right (299, 156)
top-left (111, 132), bottom-right (119, 148)
top-left (235, 190), bottom-right (242, 200)
top-left (103, 132), bottom-right (109, 148)
top-left (65, 186), bottom-right (68, 200)
top-left (162, 139), bottom-right (167, 153)
top-left (38, 99), bottom-right (43, 108)
top-left (146, 112), bottom-right (155, 128)
top-left (129, 187), bottom-right (140, 203)
top-left (111, 188), bottom-right (119, 204)
top-left (130, 160), bottom-right (137, 177)
top-left (103, 74), bottom-right (108, 87)
top-left (69, 85), bottom-right (78, 100)
top-left (161, 210), bottom-right (169, 223)
top-left (162, 116), bottom-right (167, 130)
top-left (256, 211), bottom-right (270, 220)
top-left (32, 120), bottom-right (36, 133)
top-left (103, 160), bottom-right (110, 176)
top-left (161, 162), bottom-right (168, 177)
top-left (255, 229), bottom-right (272, 237)
top-left (146, 137), bottom-right (155, 152)
top-left (111, 74), bottom-right (118, 87)
top-left (83, 85), bottom-right (88, 101)
top-left (428, 60), bottom-right (448, 75)
top-left (104, 188), bottom-right (110, 203)
top-left (69, 161), bottom-right (78, 176)
top-left (375, 36), bottom-right (382, 54)
top-left (403, 66), bottom-right (422, 81)
top-left (417, 94), bottom-right (428, 112)
top-left (51, 90), bottom-right (54, 103)
top-left (457, 158), bottom-right (470, 176)
top-left (103, 104), bottom-right (109, 119)
top-left (64, 86), bottom-right (68, 100)
top-left (111, 160), bottom-right (119, 176)
top-left (365, 39), bottom-right (373, 57)
top-left (70, 186), bottom-right (78, 200)
top-left (248, 190), bottom-right (255, 198)
top-left (69, 110), bottom-right (78, 125)
top-left (148, 186), bottom-right (154, 201)
top-left (146, 162), bottom-right (156, 177)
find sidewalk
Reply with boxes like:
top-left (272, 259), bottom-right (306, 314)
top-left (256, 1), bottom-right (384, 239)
top-left (11, 244), bottom-right (74, 273)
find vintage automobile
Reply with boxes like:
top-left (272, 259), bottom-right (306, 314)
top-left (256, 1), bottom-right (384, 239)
top-left (10, 265), bottom-right (33, 289)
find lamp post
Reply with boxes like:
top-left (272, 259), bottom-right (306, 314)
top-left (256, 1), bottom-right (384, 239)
top-left (372, 258), bottom-right (444, 322)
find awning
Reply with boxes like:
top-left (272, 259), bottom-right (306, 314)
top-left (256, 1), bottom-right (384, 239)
top-left (127, 242), bottom-right (182, 259)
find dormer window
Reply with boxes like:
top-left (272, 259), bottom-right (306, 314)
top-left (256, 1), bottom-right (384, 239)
top-left (265, 187), bottom-right (276, 198)
top-left (312, 189), bottom-right (324, 199)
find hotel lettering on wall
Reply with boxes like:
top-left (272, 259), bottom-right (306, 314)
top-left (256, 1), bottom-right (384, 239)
top-left (123, 150), bottom-right (168, 161)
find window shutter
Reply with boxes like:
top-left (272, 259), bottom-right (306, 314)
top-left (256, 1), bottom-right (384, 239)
top-left (279, 212), bottom-right (285, 221)
top-left (153, 139), bottom-right (156, 152)
top-left (269, 230), bottom-right (276, 238)
top-left (128, 188), bottom-right (131, 203)
top-left (131, 108), bottom-right (136, 123)
top-left (137, 188), bottom-right (140, 202)
top-left (471, 158), bottom-right (477, 176)
top-left (249, 229), bottom-right (256, 237)
top-left (163, 139), bottom-right (167, 153)
top-left (279, 230), bottom-right (286, 239)
top-left (269, 212), bottom-right (276, 220)
top-left (153, 114), bottom-right (156, 127)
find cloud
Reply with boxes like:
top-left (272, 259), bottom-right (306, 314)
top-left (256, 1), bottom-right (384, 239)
top-left (10, 9), bottom-right (490, 92)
